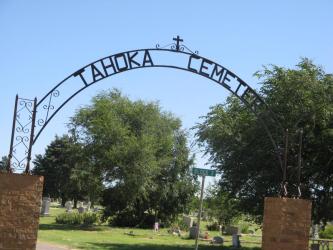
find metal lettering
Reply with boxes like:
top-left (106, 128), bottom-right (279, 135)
top-left (187, 54), bottom-right (200, 73)
top-left (91, 64), bottom-right (105, 82)
top-left (73, 68), bottom-right (88, 86)
top-left (210, 64), bottom-right (226, 82)
top-left (101, 57), bottom-right (117, 76)
top-left (220, 71), bottom-right (234, 89)
top-left (235, 78), bottom-right (247, 94)
top-left (127, 51), bottom-right (141, 68)
top-left (143, 50), bottom-right (154, 66)
top-left (199, 59), bottom-right (213, 77)
top-left (114, 53), bottom-right (129, 72)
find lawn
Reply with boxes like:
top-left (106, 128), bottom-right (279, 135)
top-left (38, 206), bottom-right (261, 250)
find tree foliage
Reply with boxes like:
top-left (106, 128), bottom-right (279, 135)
top-left (69, 89), bottom-right (196, 226)
top-left (0, 156), bottom-right (8, 172)
top-left (205, 184), bottom-right (241, 225)
top-left (33, 135), bottom-right (103, 207)
top-left (196, 59), bottom-right (333, 223)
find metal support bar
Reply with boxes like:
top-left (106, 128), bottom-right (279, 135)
top-left (194, 175), bottom-right (205, 250)
top-left (282, 128), bottom-right (289, 197)
top-left (7, 94), bottom-right (19, 172)
top-left (25, 97), bottom-right (37, 174)
top-left (297, 129), bottom-right (303, 197)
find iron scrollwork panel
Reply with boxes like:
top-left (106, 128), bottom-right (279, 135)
top-left (10, 97), bottom-right (35, 171)
top-left (36, 89), bottom-right (60, 130)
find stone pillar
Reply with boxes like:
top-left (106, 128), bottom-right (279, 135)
top-left (262, 197), bottom-right (312, 250)
top-left (0, 173), bottom-right (44, 250)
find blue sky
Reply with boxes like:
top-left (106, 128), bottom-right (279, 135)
top-left (0, 0), bottom-right (332, 176)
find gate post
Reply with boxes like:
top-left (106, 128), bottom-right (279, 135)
top-left (25, 97), bottom-right (37, 173)
top-left (7, 94), bottom-right (19, 172)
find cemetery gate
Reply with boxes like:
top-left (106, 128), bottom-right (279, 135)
top-left (7, 36), bottom-right (285, 176)
top-left (2, 36), bottom-right (313, 250)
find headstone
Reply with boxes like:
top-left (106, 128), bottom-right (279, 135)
top-left (313, 224), bottom-right (319, 239)
top-left (219, 225), bottom-right (223, 234)
top-left (232, 234), bottom-right (241, 247)
top-left (65, 201), bottom-right (73, 212)
top-left (262, 197), bottom-right (312, 250)
top-left (212, 236), bottom-right (224, 244)
top-left (41, 197), bottom-right (51, 216)
top-left (154, 222), bottom-right (159, 231)
top-left (189, 226), bottom-right (198, 239)
top-left (225, 225), bottom-right (239, 235)
top-left (311, 244), bottom-right (320, 250)
top-left (183, 215), bottom-right (193, 228)
top-left (78, 206), bottom-right (85, 213)
top-left (86, 201), bottom-right (91, 211)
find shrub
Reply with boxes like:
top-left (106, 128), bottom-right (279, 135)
top-left (319, 225), bottom-right (333, 239)
top-left (83, 212), bottom-right (100, 225)
top-left (170, 220), bottom-right (189, 231)
top-left (56, 212), bottom-right (82, 225)
top-left (240, 223), bottom-right (250, 234)
top-left (55, 212), bottom-right (99, 226)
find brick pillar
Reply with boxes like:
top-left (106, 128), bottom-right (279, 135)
top-left (0, 173), bottom-right (44, 250)
top-left (262, 197), bottom-right (312, 250)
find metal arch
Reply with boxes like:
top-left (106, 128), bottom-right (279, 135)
top-left (8, 37), bottom-right (285, 173)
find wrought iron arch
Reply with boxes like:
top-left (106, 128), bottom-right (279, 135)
top-left (7, 37), bottom-right (284, 175)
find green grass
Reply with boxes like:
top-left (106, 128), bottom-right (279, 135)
top-left (38, 207), bottom-right (261, 250)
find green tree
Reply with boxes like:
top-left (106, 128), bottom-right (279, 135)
top-left (33, 135), bottom-right (103, 207)
top-left (195, 59), bottom-right (333, 223)
top-left (71, 89), bottom-right (196, 226)
top-left (0, 156), bottom-right (8, 172)
top-left (205, 184), bottom-right (241, 225)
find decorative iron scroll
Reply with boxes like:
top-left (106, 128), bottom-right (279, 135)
top-left (156, 35), bottom-right (199, 54)
top-left (37, 89), bottom-right (60, 127)
top-left (7, 96), bottom-right (37, 172)
top-left (8, 36), bottom-right (284, 173)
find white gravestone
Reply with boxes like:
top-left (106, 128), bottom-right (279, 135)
top-left (86, 201), bottom-right (91, 211)
top-left (65, 201), bottom-right (73, 212)
top-left (183, 215), bottom-right (193, 228)
top-left (314, 224), bottom-right (319, 239)
top-left (41, 197), bottom-right (51, 216)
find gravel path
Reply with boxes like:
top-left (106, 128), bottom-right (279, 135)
top-left (36, 242), bottom-right (70, 250)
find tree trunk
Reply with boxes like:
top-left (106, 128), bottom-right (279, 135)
top-left (73, 198), bottom-right (78, 208)
top-left (154, 209), bottom-right (158, 223)
top-left (61, 195), bottom-right (66, 207)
